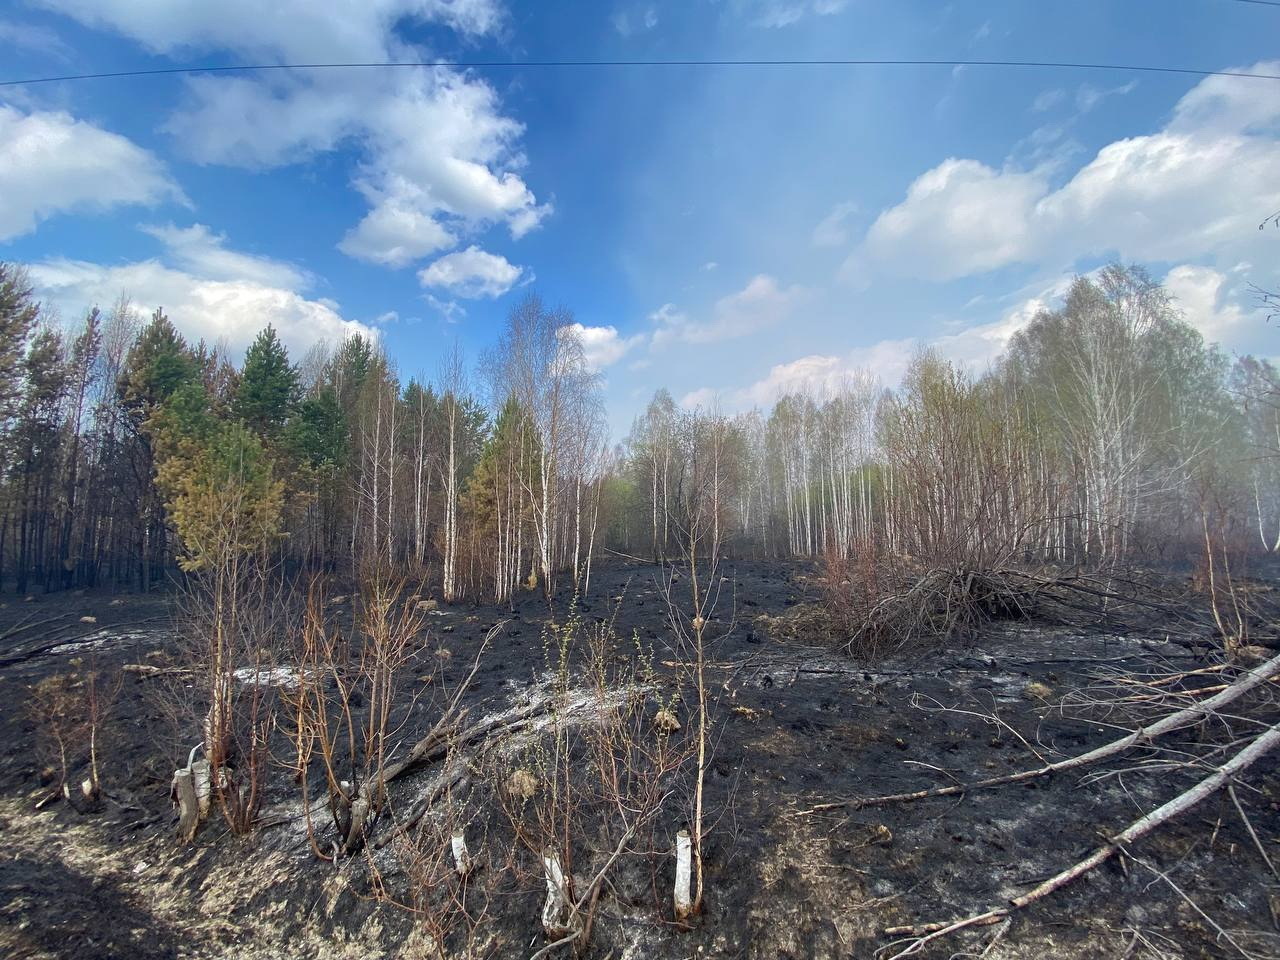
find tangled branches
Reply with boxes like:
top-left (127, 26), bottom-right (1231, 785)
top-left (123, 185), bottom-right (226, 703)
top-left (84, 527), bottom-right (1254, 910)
top-left (821, 546), bottom-right (1272, 660)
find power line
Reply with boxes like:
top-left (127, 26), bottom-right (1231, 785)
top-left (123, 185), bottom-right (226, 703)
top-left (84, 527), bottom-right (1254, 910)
top-left (1, 58), bottom-right (1279, 89)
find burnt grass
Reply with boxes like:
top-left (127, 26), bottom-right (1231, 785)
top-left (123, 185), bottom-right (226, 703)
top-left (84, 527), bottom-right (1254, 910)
top-left (1, 558), bottom-right (1278, 960)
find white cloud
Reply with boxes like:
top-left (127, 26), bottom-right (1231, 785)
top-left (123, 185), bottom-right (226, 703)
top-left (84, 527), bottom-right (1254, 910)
top-left (28, 256), bottom-right (375, 358)
top-left (0, 20), bottom-right (72, 58)
top-left (35, 0), bottom-right (503, 58)
top-left (679, 345), bottom-right (898, 412)
top-left (562, 323), bottom-right (643, 371)
top-left (142, 223), bottom-right (309, 289)
top-left (812, 200), bottom-right (859, 247)
top-left (678, 281), bottom-right (1067, 414)
top-left (679, 386), bottom-right (718, 410)
top-left (0, 104), bottom-right (182, 242)
top-left (701, 261), bottom-right (718, 272)
top-left (39, 0), bottom-right (543, 269)
top-left (1165, 263), bottom-right (1253, 344)
top-left (849, 62), bottom-right (1280, 283)
top-left (418, 245), bottom-right (525, 298)
top-left (737, 0), bottom-right (848, 28)
top-left (851, 159), bottom-right (1046, 282)
top-left (1075, 80), bottom-right (1137, 113)
top-left (1032, 88), bottom-right (1067, 113)
top-left (340, 196), bottom-right (455, 267)
top-left (652, 275), bottom-right (806, 346)
top-left (612, 5), bottom-right (657, 36)
top-left (424, 292), bottom-right (466, 323)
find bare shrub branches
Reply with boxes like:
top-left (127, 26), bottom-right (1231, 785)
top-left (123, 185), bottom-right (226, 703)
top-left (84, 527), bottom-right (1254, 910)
top-left (485, 603), bottom-right (695, 955)
top-left (28, 657), bottom-right (122, 809)
top-left (293, 579), bottom-right (489, 857)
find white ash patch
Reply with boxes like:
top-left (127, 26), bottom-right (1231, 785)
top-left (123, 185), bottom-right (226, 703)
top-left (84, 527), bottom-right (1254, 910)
top-left (233, 664), bottom-right (308, 690)
top-left (47, 628), bottom-right (167, 656)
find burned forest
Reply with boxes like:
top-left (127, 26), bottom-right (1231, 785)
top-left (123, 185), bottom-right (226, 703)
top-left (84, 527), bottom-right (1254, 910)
top-left (1, 258), bottom-right (1279, 960)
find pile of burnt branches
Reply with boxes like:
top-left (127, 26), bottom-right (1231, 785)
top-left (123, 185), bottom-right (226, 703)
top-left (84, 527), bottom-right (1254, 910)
top-left (837, 567), bottom-right (1031, 658)
top-left (822, 557), bottom-right (1278, 660)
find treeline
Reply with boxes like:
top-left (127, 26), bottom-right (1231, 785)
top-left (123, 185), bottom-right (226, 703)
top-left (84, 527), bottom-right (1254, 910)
top-left (618, 265), bottom-right (1280, 579)
top-left (0, 265), bottom-right (611, 600)
top-left (1, 262), bottom-right (1276, 602)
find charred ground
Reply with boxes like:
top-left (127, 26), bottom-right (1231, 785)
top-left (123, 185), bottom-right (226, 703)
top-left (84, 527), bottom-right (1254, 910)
top-left (1, 558), bottom-right (1278, 960)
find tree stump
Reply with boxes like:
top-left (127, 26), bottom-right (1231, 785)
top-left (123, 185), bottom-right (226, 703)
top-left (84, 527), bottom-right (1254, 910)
top-left (541, 851), bottom-right (573, 939)
top-left (173, 768), bottom-right (199, 841)
top-left (673, 829), bottom-right (694, 920)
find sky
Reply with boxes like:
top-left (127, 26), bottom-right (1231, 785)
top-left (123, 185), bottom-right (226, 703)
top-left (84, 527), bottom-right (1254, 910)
top-left (2, 0), bottom-right (1279, 439)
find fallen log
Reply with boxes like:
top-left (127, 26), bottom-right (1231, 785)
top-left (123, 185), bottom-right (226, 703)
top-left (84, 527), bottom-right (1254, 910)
top-left (882, 720), bottom-right (1280, 958)
top-left (798, 650), bottom-right (1280, 815)
top-left (370, 767), bottom-right (469, 851)
top-left (333, 628), bottom-right (497, 855)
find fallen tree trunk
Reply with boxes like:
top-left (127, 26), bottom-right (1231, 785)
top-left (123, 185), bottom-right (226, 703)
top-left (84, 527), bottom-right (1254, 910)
top-left (882, 720), bottom-right (1280, 957)
top-left (800, 650), bottom-right (1280, 815)
top-left (336, 628), bottom-right (499, 854)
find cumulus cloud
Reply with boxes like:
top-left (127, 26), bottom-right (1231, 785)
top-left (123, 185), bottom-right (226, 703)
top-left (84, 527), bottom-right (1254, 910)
top-left (29, 257), bottom-right (375, 357)
top-left (418, 245), bottom-right (525, 298)
top-left (652, 275), bottom-right (806, 346)
top-left (677, 279), bottom-right (1075, 413)
top-left (141, 222), bottom-right (309, 289)
top-left (1165, 263), bottom-right (1256, 344)
top-left (38, 0), bottom-right (544, 269)
top-left (848, 62), bottom-right (1280, 282)
top-left (849, 159), bottom-right (1047, 282)
top-left (562, 323), bottom-right (643, 372)
top-left (26, 223), bottom-right (375, 356)
top-left (0, 104), bottom-right (182, 242)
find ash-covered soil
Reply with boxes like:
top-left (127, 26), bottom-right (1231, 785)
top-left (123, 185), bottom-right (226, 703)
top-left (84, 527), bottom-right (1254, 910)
top-left (1, 559), bottom-right (1277, 960)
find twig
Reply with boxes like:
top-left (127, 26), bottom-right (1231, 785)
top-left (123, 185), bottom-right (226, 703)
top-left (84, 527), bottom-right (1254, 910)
top-left (1227, 783), bottom-right (1278, 880)
top-left (797, 652), bottom-right (1280, 815)
top-left (881, 721), bottom-right (1280, 957)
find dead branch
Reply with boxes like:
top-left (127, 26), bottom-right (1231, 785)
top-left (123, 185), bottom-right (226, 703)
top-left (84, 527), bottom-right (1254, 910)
top-left (881, 721), bottom-right (1280, 958)
top-left (122, 663), bottom-right (192, 678)
top-left (370, 767), bottom-right (469, 851)
top-left (525, 818), bottom-right (645, 960)
top-left (799, 650), bottom-right (1280, 815)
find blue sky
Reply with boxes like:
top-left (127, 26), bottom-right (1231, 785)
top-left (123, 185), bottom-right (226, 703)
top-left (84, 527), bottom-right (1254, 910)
top-left (2, 0), bottom-right (1278, 438)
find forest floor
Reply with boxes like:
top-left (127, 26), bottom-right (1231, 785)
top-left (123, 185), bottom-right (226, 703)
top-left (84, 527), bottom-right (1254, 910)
top-left (0, 558), bottom-right (1278, 960)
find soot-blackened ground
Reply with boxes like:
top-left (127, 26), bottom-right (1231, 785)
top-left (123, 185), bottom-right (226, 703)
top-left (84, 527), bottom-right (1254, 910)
top-left (0, 559), bottom-right (1277, 960)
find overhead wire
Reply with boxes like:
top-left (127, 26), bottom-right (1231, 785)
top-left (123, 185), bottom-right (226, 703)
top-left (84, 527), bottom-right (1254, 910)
top-left (2, 59), bottom-right (1279, 89)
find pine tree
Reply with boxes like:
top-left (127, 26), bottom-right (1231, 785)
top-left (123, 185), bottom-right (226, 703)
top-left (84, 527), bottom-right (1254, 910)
top-left (235, 325), bottom-right (299, 439)
top-left (119, 308), bottom-right (197, 429)
top-left (11, 327), bottom-right (69, 592)
top-left (116, 309), bottom-right (197, 589)
top-left (0, 264), bottom-right (40, 429)
top-left (156, 417), bottom-right (285, 571)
